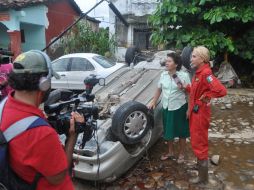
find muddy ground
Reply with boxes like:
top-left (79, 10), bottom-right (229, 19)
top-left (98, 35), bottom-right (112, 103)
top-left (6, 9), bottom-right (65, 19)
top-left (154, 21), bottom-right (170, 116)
top-left (74, 91), bottom-right (254, 190)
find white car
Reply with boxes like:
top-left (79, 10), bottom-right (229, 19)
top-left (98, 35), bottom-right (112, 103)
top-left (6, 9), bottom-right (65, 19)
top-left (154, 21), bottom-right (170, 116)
top-left (51, 53), bottom-right (126, 91)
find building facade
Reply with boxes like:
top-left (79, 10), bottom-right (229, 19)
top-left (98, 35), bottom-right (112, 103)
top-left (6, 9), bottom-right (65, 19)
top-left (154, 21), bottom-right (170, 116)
top-left (109, 0), bottom-right (159, 61)
top-left (0, 0), bottom-right (100, 59)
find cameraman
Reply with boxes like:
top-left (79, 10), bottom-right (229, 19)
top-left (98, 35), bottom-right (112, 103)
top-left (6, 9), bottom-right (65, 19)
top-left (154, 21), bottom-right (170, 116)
top-left (0, 50), bottom-right (84, 189)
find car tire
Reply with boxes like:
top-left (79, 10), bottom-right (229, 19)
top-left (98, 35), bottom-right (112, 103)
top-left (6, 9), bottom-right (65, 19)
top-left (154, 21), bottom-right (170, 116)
top-left (111, 101), bottom-right (152, 145)
top-left (181, 46), bottom-right (196, 77)
top-left (125, 46), bottom-right (139, 66)
top-left (181, 46), bottom-right (193, 70)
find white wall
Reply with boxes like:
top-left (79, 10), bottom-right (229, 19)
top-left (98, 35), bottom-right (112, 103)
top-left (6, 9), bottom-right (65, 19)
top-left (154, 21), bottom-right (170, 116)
top-left (110, 0), bottom-right (158, 16)
top-left (115, 47), bottom-right (127, 62)
top-left (0, 24), bottom-right (10, 49)
top-left (109, 0), bottom-right (159, 59)
top-left (20, 23), bottom-right (46, 51)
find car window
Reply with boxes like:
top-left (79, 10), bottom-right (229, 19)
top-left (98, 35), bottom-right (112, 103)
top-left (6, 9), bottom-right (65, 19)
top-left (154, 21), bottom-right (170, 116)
top-left (86, 61), bottom-right (95, 71)
top-left (71, 58), bottom-right (94, 71)
top-left (93, 56), bottom-right (116, 68)
top-left (52, 58), bottom-right (69, 72)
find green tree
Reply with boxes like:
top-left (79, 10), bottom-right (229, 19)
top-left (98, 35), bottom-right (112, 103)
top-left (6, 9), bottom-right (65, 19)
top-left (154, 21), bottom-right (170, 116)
top-left (60, 21), bottom-right (116, 56)
top-left (149, 0), bottom-right (254, 62)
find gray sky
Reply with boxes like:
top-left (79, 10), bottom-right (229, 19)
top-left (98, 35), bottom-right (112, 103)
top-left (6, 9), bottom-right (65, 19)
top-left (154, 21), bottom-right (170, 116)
top-left (74, 0), bottom-right (110, 27)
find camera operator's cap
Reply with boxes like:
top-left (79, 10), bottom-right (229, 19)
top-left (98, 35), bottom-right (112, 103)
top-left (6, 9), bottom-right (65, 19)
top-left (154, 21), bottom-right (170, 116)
top-left (13, 51), bottom-right (60, 79)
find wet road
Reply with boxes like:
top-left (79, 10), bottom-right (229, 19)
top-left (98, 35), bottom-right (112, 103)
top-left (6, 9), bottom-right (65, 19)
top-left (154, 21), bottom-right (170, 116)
top-left (75, 94), bottom-right (254, 190)
top-left (209, 98), bottom-right (254, 190)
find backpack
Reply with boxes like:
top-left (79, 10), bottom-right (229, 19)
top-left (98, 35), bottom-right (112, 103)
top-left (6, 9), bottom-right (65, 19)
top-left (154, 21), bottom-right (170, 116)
top-left (0, 98), bottom-right (49, 190)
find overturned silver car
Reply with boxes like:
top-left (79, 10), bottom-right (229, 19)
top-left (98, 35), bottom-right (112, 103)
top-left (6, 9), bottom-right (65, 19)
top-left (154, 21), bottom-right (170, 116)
top-left (46, 50), bottom-right (191, 182)
top-left (73, 67), bottom-right (164, 182)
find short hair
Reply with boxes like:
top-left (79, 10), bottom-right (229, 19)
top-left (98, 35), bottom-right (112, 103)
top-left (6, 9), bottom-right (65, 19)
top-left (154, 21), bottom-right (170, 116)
top-left (167, 52), bottom-right (182, 71)
top-left (193, 46), bottom-right (210, 63)
top-left (8, 71), bottom-right (47, 91)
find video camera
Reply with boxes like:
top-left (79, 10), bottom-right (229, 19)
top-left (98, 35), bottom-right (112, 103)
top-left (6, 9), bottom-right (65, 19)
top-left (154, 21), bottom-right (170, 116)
top-left (44, 75), bottom-right (105, 148)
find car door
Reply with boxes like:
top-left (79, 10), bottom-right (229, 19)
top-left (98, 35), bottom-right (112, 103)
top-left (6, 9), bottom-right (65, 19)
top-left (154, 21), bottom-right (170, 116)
top-left (51, 58), bottom-right (70, 89)
top-left (67, 57), bottom-right (96, 90)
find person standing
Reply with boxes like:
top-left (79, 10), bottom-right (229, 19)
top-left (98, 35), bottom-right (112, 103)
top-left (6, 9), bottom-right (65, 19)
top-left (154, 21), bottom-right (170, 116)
top-left (0, 55), bottom-right (13, 99)
top-left (148, 52), bottom-right (191, 164)
top-left (185, 46), bottom-right (227, 184)
top-left (0, 51), bottom-right (84, 189)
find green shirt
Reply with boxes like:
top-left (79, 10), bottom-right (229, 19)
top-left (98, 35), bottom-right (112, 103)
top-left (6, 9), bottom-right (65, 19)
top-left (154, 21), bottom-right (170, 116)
top-left (158, 70), bottom-right (191, 111)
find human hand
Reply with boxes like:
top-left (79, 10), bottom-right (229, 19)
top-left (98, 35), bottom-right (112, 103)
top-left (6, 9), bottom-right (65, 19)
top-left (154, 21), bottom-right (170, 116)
top-left (182, 82), bottom-right (189, 90)
top-left (199, 95), bottom-right (210, 103)
top-left (148, 101), bottom-right (156, 110)
top-left (72, 111), bottom-right (85, 123)
top-left (186, 109), bottom-right (190, 119)
top-left (69, 112), bottom-right (85, 136)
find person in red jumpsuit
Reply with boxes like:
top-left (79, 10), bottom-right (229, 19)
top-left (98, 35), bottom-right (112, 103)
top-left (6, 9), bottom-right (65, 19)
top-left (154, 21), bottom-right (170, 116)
top-left (184, 46), bottom-right (227, 184)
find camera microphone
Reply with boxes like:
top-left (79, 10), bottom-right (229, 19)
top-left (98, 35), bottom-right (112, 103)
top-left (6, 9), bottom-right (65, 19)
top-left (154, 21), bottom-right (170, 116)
top-left (172, 74), bottom-right (183, 89)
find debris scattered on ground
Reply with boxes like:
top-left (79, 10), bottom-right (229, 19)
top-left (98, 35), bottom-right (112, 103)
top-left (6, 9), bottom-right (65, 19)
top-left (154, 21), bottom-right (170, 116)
top-left (225, 103), bottom-right (232, 109)
top-left (211, 155), bottom-right (220, 166)
top-left (75, 92), bottom-right (254, 190)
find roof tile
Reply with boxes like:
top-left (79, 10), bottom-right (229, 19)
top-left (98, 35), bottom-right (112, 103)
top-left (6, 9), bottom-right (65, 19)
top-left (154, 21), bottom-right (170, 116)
top-left (0, 0), bottom-right (63, 10)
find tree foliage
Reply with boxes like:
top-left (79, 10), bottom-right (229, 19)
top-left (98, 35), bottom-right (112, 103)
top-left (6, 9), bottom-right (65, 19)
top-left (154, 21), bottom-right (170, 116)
top-left (149, 0), bottom-right (254, 62)
top-left (60, 21), bottom-right (116, 56)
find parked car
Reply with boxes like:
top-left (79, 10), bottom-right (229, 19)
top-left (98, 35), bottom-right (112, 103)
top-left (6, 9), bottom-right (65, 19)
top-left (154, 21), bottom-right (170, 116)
top-left (51, 53), bottom-right (126, 91)
top-left (46, 50), bottom-right (192, 182)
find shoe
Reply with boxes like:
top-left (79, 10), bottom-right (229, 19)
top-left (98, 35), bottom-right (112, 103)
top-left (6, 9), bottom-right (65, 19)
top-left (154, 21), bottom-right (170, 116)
top-left (189, 159), bottom-right (208, 184)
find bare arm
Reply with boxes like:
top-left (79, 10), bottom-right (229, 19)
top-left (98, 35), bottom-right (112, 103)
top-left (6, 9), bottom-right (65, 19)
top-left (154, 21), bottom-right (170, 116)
top-left (148, 88), bottom-right (162, 109)
top-left (45, 112), bottom-right (84, 185)
top-left (64, 135), bottom-right (77, 169)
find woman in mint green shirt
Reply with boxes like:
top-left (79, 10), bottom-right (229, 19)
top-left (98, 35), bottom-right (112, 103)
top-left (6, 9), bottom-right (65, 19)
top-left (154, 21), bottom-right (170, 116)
top-left (148, 52), bottom-right (191, 163)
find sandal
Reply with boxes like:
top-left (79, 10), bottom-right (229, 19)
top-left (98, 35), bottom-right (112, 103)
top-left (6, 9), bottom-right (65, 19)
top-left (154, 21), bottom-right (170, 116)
top-left (160, 153), bottom-right (174, 161)
top-left (177, 154), bottom-right (185, 164)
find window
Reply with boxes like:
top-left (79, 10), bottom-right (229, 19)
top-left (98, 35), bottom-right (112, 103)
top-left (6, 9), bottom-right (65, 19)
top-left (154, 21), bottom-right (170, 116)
top-left (86, 61), bottom-right (95, 71)
top-left (71, 58), bottom-right (94, 71)
top-left (93, 56), bottom-right (116, 68)
top-left (52, 58), bottom-right (69, 72)
top-left (21, 29), bottom-right (25, 43)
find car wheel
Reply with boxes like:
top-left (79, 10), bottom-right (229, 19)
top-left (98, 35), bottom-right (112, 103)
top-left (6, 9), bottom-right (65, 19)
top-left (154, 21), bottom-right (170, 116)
top-left (181, 46), bottom-right (196, 77)
top-left (125, 46), bottom-right (139, 66)
top-left (181, 46), bottom-right (193, 69)
top-left (111, 101), bottom-right (152, 145)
